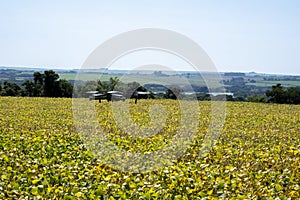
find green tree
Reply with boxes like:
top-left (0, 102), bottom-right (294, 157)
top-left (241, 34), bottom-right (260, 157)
top-left (109, 77), bottom-right (120, 91)
top-left (266, 84), bottom-right (287, 104)
top-left (286, 87), bottom-right (300, 104)
top-left (248, 96), bottom-right (267, 103)
top-left (266, 84), bottom-right (300, 104)
top-left (33, 72), bottom-right (44, 96)
top-left (1, 81), bottom-right (23, 96)
top-left (54, 79), bottom-right (73, 97)
top-left (96, 80), bottom-right (109, 93)
top-left (22, 80), bottom-right (35, 97)
top-left (96, 77), bottom-right (120, 93)
top-left (43, 70), bottom-right (59, 97)
top-left (164, 86), bottom-right (182, 99)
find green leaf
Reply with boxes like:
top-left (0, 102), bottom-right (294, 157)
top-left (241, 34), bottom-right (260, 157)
top-left (32, 179), bottom-right (39, 185)
top-left (275, 183), bottom-right (282, 191)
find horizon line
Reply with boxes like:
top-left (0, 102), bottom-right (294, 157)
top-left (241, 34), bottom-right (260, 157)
top-left (1, 65), bottom-right (300, 76)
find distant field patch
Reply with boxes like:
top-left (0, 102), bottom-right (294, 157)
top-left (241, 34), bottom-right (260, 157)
top-left (246, 80), bottom-right (300, 87)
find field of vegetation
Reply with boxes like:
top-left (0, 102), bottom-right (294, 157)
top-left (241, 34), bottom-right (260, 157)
top-left (0, 97), bottom-right (300, 199)
top-left (246, 80), bottom-right (300, 88)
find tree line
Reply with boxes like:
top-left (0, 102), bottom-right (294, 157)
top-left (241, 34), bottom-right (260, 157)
top-left (265, 84), bottom-right (300, 104)
top-left (0, 70), bottom-right (73, 97)
top-left (227, 84), bottom-right (300, 105)
top-left (1, 70), bottom-right (300, 104)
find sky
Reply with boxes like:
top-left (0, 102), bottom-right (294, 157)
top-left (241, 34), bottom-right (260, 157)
top-left (0, 0), bottom-right (300, 75)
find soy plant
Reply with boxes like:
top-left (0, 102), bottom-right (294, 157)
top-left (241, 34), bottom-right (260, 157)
top-left (0, 97), bottom-right (299, 199)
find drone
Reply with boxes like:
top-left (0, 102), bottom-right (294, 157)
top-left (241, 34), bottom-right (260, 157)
top-left (88, 91), bottom-right (126, 103)
top-left (88, 90), bottom-right (151, 104)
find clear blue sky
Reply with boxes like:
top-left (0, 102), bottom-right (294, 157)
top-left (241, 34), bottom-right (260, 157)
top-left (0, 0), bottom-right (300, 75)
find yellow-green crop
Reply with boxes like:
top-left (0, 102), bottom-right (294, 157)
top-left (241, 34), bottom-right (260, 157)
top-left (0, 97), bottom-right (299, 199)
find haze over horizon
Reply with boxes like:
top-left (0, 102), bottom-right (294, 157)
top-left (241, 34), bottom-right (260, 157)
top-left (0, 0), bottom-right (300, 75)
